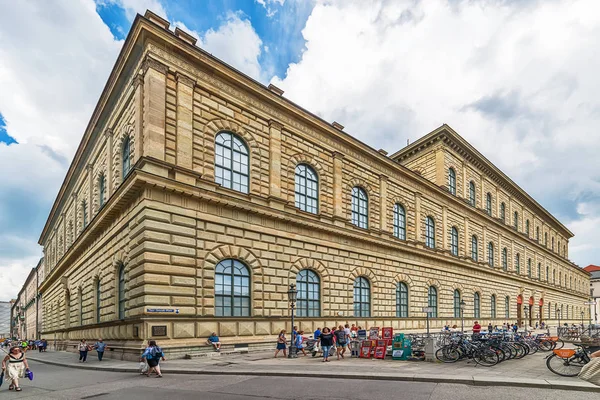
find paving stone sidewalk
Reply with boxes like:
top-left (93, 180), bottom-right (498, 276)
top-left (18, 348), bottom-right (600, 392)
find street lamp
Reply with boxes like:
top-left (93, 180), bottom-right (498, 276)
top-left (460, 300), bottom-right (466, 333)
top-left (287, 283), bottom-right (298, 359)
top-left (524, 307), bottom-right (528, 334)
top-left (581, 311), bottom-right (585, 330)
top-left (556, 309), bottom-right (561, 336)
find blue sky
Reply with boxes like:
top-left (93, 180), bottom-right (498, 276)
top-left (1, 0), bottom-right (600, 301)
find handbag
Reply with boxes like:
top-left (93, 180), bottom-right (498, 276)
top-left (579, 357), bottom-right (600, 386)
top-left (139, 362), bottom-right (148, 373)
top-left (0, 371), bottom-right (4, 387)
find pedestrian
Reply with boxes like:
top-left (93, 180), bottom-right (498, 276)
top-left (350, 324), bottom-right (358, 338)
top-left (472, 321), bottom-right (481, 334)
top-left (94, 338), bottom-right (108, 361)
top-left (314, 327), bottom-right (321, 340)
top-left (334, 325), bottom-right (348, 359)
top-left (140, 340), bottom-right (165, 378)
top-left (274, 329), bottom-right (287, 358)
top-left (487, 323), bottom-right (493, 333)
top-left (78, 339), bottom-right (91, 362)
top-left (318, 327), bottom-right (334, 362)
top-left (206, 332), bottom-right (221, 351)
top-left (512, 323), bottom-right (518, 333)
top-left (296, 330), bottom-right (307, 356)
top-left (1, 346), bottom-right (30, 392)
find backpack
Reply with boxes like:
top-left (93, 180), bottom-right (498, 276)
top-left (149, 346), bottom-right (162, 359)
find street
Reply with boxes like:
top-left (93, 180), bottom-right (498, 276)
top-left (0, 359), bottom-right (599, 400)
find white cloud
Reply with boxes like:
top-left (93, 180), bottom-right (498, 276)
top-left (272, 0), bottom-right (600, 267)
top-left (255, 0), bottom-right (285, 18)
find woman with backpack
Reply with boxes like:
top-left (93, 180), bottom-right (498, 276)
top-left (140, 340), bottom-right (166, 377)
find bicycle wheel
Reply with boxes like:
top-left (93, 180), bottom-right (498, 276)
top-left (436, 347), bottom-right (459, 363)
top-left (554, 339), bottom-right (564, 350)
top-left (546, 354), bottom-right (585, 377)
top-left (513, 343), bottom-right (526, 359)
top-left (473, 348), bottom-right (499, 367)
top-left (538, 340), bottom-right (553, 352)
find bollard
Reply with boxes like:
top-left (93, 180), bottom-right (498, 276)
top-left (424, 337), bottom-right (438, 362)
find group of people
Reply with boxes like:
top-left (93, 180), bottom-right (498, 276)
top-left (77, 338), bottom-right (109, 362)
top-left (274, 324), bottom-right (362, 362)
top-left (440, 321), bottom-right (548, 336)
top-left (0, 339), bottom-right (47, 352)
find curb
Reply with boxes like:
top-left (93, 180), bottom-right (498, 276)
top-left (25, 355), bottom-right (600, 393)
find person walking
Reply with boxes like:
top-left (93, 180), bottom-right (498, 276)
top-left (318, 327), bottom-right (334, 362)
top-left (94, 338), bottom-right (108, 361)
top-left (296, 330), bottom-right (307, 356)
top-left (274, 330), bottom-right (287, 358)
top-left (78, 339), bottom-right (91, 362)
top-left (335, 325), bottom-right (348, 359)
top-left (313, 327), bottom-right (321, 340)
top-left (140, 340), bottom-right (165, 377)
top-left (1, 346), bottom-right (30, 392)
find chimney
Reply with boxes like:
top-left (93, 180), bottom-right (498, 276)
top-left (268, 84), bottom-right (284, 96)
top-left (174, 27), bottom-right (197, 46)
top-left (332, 121), bottom-right (344, 131)
top-left (144, 10), bottom-right (170, 30)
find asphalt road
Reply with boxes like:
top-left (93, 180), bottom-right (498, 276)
top-left (0, 359), bottom-right (598, 400)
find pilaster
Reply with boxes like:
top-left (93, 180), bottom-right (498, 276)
top-left (379, 175), bottom-right (388, 232)
top-left (175, 72), bottom-right (195, 169)
top-left (435, 148), bottom-right (445, 187)
top-left (142, 55), bottom-right (167, 161)
top-left (464, 217), bottom-right (469, 255)
top-left (87, 164), bottom-right (93, 222)
top-left (442, 205), bottom-right (448, 250)
top-left (268, 120), bottom-right (283, 200)
top-left (333, 152), bottom-right (344, 220)
top-left (415, 193), bottom-right (422, 242)
top-left (104, 129), bottom-right (114, 197)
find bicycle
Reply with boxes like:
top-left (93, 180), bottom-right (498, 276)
top-left (545, 344), bottom-right (590, 377)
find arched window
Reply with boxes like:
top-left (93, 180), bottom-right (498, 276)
top-left (486, 193), bottom-right (492, 215)
top-left (297, 269), bottom-right (320, 317)
top-left (450, 227), bottom-right (459, 256)
top-left (515, 253), bottom-right (520, 274)
top-left (469, 181), bottom-right (476, 206)
top-left (505, 296), bottom-right (510, 318)
top-left (353, 277), bottom-right (370, 317)
top-left (502, 248), bottom-right (508, 271)
top-left (96, 279), bottom-right (101, 323)
top-left (215, 132), bottom-right (249, 193)
top-left (448, 168), bottom-right (456, 195)
top-left (513, 211), bottom-right (519, 230)
top-left (545, 232), bottom-right (548, 246)
top-left (527, 258), bottom-right (532, 278)
top-left (536, 226), bottom-right (540, 241)
top-left (453, 289), bottom-right (461, 318)
top-left (215, 259), bottom-right (251, 317)
top-left (500, 202), bottom-right (506, 222)
top-left (82, 200), bottom-right (88, 228)
top-left (295, 164), bottom-right (318, 214)
top-left (491, 295), bottom-right (496, 319)
top-left (122, 136), bottom-right (131, 179)
top-left (393, 204), bottom-right (406, 240)
top-left (428, 286), bottom-right (438, 318)
top-left (118, 264), bottom-right (126, 320)
top-left (488, 242), bottom-right (494, 267)
top-left (546, 266), bottom-right (549, 282)
top-left (99, 174), bottom-right (106, 208)
top-left (558, 240), bottom-right (561, 255)
top-left (425, 216), bottom-right (435, 248)
top-left (537, 263), bottom-right (541, 280)
top-left (553, 269), bottom-right (556, 284)
top-left (396, 282), bottom-right (408, 318)
top-left (351, 187), bottom-right (368, 229)
top-left (474, 292), bottom-right (480, 318)
top-left (552, 237), bottom-right (555, 251)
top-left (471, 235), bottom-right (478, 261)
top-left (525, 220), bottom-right (530, 236)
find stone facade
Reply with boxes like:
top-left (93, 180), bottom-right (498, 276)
top-left (37, 11), bottom-right (590, 359)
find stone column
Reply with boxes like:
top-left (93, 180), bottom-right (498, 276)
top-left (442, 206), bottom-right (448, 249)
top-left (333, 152), bottom-right (344, 220)
top-left (176, 72), bottom-right (194, 169)
top-left (379, 175), bottom-right (388, 232)
top-left (268, 120), bottom-right (283, 200)
top-left (415, 193), bottom-right (422, 242)
top-left (435, 148), bottom-right (445, 187)
top-left (142, 56), bottom-right (167, 161)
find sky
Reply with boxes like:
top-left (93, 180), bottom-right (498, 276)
top-left (1, 0), bottom-right (600, 301)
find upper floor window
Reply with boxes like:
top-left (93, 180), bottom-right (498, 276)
top-left (82, 200), bottom-right (88, 228)
top-left (393, 204), bottom-right (406, 240)
top-left (425, 216), bottom-right (435, 248)
top-left (351, 187), bottom-right (368, 229)
top-left (297, 269), bottom-right (320, 317)
top-left (448, 168), bottom-right (456, 195)
top-left (294, 164), bottom-right (318, 214)
top-left (488, 242), bottom-right (494, 267)
top-left (545, 232), bottom-right (548, 246)
top-left (537, 263), bottom-right (541, 280)
top-left (552, 237), bottom-right (555, 251)
top-left (215, 132), bottom-right (249, 193)
top-left (515, 253), bottom-right (520, 274)
top-left (450, 227), bottom-right (459, 256)
top-left (469, 181), bottom-right (476, 206)
top-left (500, 202), bottom-right (506, 223)
top-left (502, 248), bottom-right (508, 271)
top-left (471, 235), bottom-right (478, 261)
top-left (486, 193), bottom-right (492, 215)
top-left (396, 282), bottom-right (408, 318)
top-left (546, 265), bottom-right (549, 282)
top-left (353, 277), bottom-right (370, 317)
top-left (525, 220), bottom-right (530, 236)
top-left (527, 258), bottom-right (532, 278)
top-left (99, 174), bottom-right (106, 208)
top-left (122, 136), bottom-right (131, 179)
top-left (553, 269), bottom-right (556, 284)
top-left (215, 259), bottom-right (251, 317)
top-left (513, 211), bottom-right (519, 230)
top-left (536, 226), bottom-right (540, 241)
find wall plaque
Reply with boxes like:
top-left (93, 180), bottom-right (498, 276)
top-left (152, 325), bottom-right (167, 337)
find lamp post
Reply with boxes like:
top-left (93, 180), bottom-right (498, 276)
top-left (460, 299), bottom-right (466, 333)
top-left (524, 307), bottom-right (528, 334)
top-left (581, 311), bottom-right (585, 330)
top-left (556, 309), bottom-right (561, 336)
top-left (287, 284), bottom-right (298, 359)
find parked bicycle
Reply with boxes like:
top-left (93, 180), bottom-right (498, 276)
top-left (545, 343), bottom-right (590, 377)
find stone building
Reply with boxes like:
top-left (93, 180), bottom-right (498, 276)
top-left (585, 265), bottom-right (600, 325)
top-left (38, 11), bottom-right (589, 358)
top-left (0, 301), bottom-right (11, 339)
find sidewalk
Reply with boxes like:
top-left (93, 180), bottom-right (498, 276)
top-left (21, 348), bottom-right (600, 392)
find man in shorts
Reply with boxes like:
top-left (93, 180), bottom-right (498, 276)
top-left (334, 325), bottom-right (348, 359)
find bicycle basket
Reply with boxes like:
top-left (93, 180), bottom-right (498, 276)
top-left (553, 349), bottom-right (576, 358)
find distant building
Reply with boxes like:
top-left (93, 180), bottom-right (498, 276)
top-left (584, 265), bottom-right (600, 324)
top-left (0, 301), bottom-right (11, 338)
